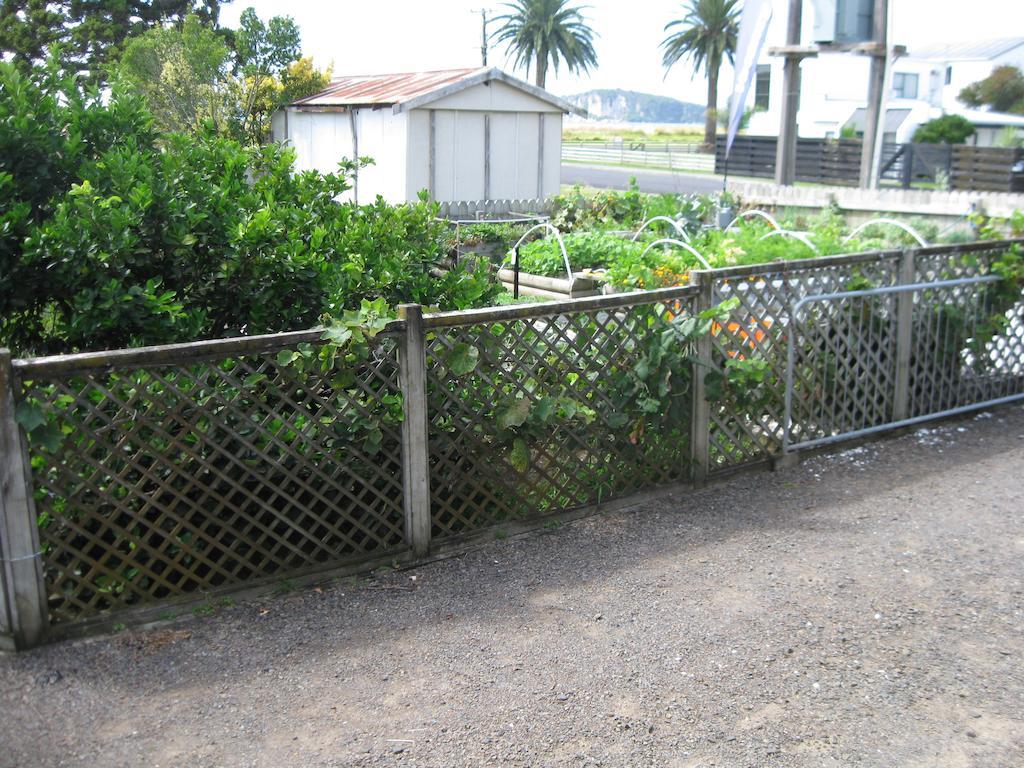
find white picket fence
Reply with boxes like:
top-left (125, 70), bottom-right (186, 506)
top-left (562, 141), bottom-right (716, 173)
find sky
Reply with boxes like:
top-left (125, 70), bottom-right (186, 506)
top-left (219, 1), bottom-right (1024, 105)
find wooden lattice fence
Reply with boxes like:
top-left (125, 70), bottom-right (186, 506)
top-left (2, 240), bottom-right (1023, 649)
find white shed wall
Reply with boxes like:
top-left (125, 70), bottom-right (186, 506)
top-left (353, 109), bottom-right (408, 204)
top-left (405, 107), bottom-right (562, 202)
top-left (405, 109), bottom-right (431, 200)
top-left (276, 77), bottom-right (567, 205)
top-left (426, 79), bottom-right (565, 113)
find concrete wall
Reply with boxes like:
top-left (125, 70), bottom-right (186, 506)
top-left (728, 179), bottom-right (1024, 220)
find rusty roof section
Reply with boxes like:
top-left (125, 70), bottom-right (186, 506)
top-left (287, 67), bottom-right (586, 116)
top-left (291, 68), bottom-right (487, 107)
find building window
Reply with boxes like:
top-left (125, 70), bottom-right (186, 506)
top-left (892, 72), bottom-right (919, 100)
top-left (754, 65), bottom-right (771, 110)
top-left (945, 65), bottom-right (952, 85)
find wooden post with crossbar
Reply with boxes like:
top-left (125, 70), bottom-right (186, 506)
top-left (689, 275), bottom-right (714, 486)
top-left (0, 349), bottom-right (48, 650)
top-left (396, 307), bottom-right (432, 558)
top-left (892, 248), bottom-right (917, 422)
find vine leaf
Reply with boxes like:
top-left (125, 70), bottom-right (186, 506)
top-left (322, 325), bottom-right (353, 346)
top-left (510, 438), bottom-right (529, 472)
top-left (446, 343), bottom-right (479, 376)
top-left (497, 398), bottom-right (531, 429)
top-left (534, 396), bottom-right (556, 423)
top-left (606, 412), bottom-right (629, 429)
top-left (14, 401), bottom-right (46, 432)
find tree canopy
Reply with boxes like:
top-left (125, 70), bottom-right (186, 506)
top-left (959, 65), bottom-right (1024, 115)
top-left (491, 0), bottom-right (597, 89)
top-left (0, 1), bottom-right (223, 84)
top-left (661, 0), bottom-right (739, 149)
top-left (115, 10), bottom-right (326, 144)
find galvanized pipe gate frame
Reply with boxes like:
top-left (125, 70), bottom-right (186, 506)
top-left (783, 272), bottom-right (1024, 451)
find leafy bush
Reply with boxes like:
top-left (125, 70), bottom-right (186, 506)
top-left (913, 115), bottom-right (976, 145)
top-left (0, 61), bottom-right (499, 356)
top-left (509, 231), bottom-right (647, 277)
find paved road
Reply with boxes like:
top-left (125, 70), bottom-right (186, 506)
top-left (3, 406), bottom-right (1023, 767)
top-left (562, 163), bottom-right (727, 195)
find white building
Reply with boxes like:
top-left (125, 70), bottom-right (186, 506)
top-left (271, 68), bottom-right (582, 205)
top-left (747, 34), bottom-right (1024, 146)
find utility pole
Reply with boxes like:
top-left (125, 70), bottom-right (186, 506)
top-left (859, 0), bottom-right (889, 188)
top-left (474, 8), bottom-right (490, 67)
top-left (774, 0), bottom-right (811, 186)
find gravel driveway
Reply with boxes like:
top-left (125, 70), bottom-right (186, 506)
top-left (2, 407), bottom-right (1023, 768)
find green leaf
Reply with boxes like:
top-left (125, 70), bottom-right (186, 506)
top-left (510, 438), bottom-right (529, 472)
top-left (635, 358), bottom-right (650, 381)
top-left (322, 325), bottom-right (352, 346)
top-left (445, 342), bottom-right (479, 376)
top-left (535, 396), bottom-right (556, 423)
top-left (276, 350), bottom-right (297, 367)
top-left (30, 424), bottom-right (64, 453)
top-left (497, 398), bottom-right (531, 430)
top-left (607, 412), bottom-right (630, 429)
top-left (15, 401), bottom-right (46, 432)
top-left (363, 427), bottom-right (384, 455)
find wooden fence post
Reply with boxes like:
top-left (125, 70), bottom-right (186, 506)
top-left (396, 306), bottom-right (432, 558)
top-left (0, 349), bottom-right (48, 650)
top-left (690, 274), bottom-right (713, 486)
top-left (892, 249), bottom-right (917, 423)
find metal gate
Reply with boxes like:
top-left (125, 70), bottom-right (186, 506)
top-left (783, 275), bottom-right (1024, 451)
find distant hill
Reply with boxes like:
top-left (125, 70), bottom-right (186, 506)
top-left (566, 89), bottom-right (705, 124)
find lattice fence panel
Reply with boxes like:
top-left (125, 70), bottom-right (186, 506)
top-left (708, 256), bottom-right (901, 470)
top-left (425, 297), bottom-right (697, 537)
top-left (17, 339), bottom-right (405, 624)
top-left (788, 293), bottom-right (900, 446)
top-left (911, 244), bottom-right (1024, 415)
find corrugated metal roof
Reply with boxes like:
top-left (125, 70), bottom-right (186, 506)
top-left (291, 68), bottom-right (488, 107)
top-left (908, 38), bottom-right (1024, 61)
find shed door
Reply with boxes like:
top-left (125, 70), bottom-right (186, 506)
top-left (433, 110), bottom-right (486, 202)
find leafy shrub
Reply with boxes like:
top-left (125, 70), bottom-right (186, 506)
top-left (509, 231), bottom-right (647, 277)
top-left (913, 115), bottom-right (976, 145)
top-left (0, 61), bottom-right (499, 356)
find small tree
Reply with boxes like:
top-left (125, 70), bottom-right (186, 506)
top-left (661, 0), bottom-right (740, 150)
top-left (230, 7), bottom-right (302, 143)
top-left (913, 114), bottom-right (976, 144)
top-left (491, 0), bottom-right (597, 89)
top-left (0, 0), bottom-right (225, 85)
top-left (959, 65), bottom-right (1024, 114)
top-left (117, 15), bottom-right (231, 135)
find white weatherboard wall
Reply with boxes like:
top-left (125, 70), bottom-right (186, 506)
top-left (275, 79), bottom-right (565, 205)
top-left (405, 80), bottom-right (564, 203)
top-left (271, 109), bottom-right (406, 204)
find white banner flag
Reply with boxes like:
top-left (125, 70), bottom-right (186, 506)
top-left (726, 0), bottom-right (774, 157)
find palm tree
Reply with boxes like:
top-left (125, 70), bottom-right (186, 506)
top-left (661, 0), bottom-right (740, 150)
top-left (491, 0), bottom-right (597, 90)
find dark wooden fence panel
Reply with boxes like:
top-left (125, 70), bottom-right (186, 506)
top-left (719, 136), bottom-right (1023, 192)
top-left (950, 146), bottom-right (1022, 192)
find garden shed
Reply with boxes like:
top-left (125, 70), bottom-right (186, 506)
top-left (271, 67), bottom-right (583, 206)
